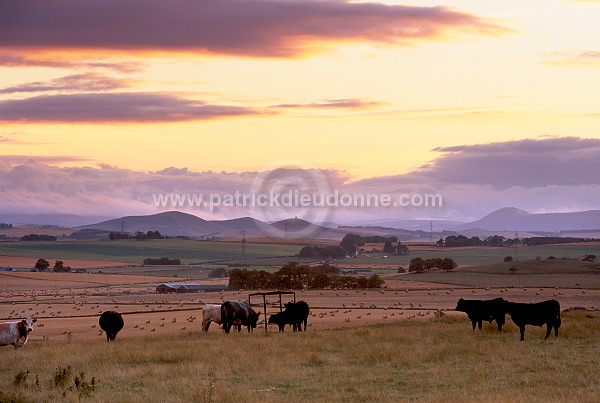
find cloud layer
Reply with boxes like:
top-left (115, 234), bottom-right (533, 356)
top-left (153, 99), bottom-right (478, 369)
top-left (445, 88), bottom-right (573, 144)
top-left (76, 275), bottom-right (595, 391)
top-left (1, 0), bottom-right (509, 58)
top-left (1, 137), bottom-right (599, 222)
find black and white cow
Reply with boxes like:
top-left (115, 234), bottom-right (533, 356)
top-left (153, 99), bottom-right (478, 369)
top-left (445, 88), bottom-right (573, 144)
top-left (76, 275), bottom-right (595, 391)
top-left (455, 298), bottom-right (506, 331)
top-left (503, 299), bottom-right (561, 341)
top-left (220, 301), bottom-right (260, 333)
top-left (0, 318), bottom-right (37, 349)
top-left (99, 311), bottom-right (124, 341)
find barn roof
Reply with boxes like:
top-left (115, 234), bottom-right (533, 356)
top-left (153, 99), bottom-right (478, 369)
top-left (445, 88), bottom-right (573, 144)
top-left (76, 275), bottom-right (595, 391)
top-left (156, 283), bottom-right (225, 290)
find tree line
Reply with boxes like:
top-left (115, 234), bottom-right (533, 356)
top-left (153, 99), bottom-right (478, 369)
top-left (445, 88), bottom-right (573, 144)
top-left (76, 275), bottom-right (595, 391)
top-left (143, 257), bottom-right (181, 265)
top-left (437, 234), bottom-right (599, 247)
top-left (228, 262), bottom-right (384, 290)
top-left (408, 257), bottom-right (457, 273)
top-left (109, 231), bottom-right (164, 241)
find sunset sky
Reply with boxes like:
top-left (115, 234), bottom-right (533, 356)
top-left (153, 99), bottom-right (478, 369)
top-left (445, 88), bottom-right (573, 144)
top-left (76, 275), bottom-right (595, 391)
top-left (1, 0), bottom-right (599, 224)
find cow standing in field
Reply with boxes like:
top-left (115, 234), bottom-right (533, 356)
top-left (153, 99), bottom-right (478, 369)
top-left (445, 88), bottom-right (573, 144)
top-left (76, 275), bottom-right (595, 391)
top-left (268, 311), bottom-right (295, 332)
top-left (455, 298), bottom-right (506, 331)
top-left (202, 304), bottom-right (224, 332)
top-left (0, 318), bottom-right (37, 349)
top-left (99, 311), bottom-right (124, 341)
top-left (285, 300), bottom-right (310, 331)
top-left (220, 301), bottom-right (260, 333)
top-left (503, 299), bottom-right (561, 341)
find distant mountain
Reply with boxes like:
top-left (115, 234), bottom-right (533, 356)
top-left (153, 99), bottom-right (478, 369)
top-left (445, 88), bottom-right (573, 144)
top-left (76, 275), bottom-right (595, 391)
top-left (0, 213), bottom-right (114, 227)
top-left (79, 211), bottom-right (232, 237)
top-left (79, 211), bottom-right (345, 239)
top-left (345, 218), bottom-right (466, 231)
top-left (456, 207), bottom-right (600, 232)
top-left (270, 218), bottom-right (347, 238)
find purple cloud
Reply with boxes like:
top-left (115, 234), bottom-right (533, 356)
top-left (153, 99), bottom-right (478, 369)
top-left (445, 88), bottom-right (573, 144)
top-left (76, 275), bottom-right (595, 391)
top-left (0, 0), bottom-right (510, 58)
top-left (0, 53), bottom-right (144, 73)
top-left (0, 73), bottom-right (131, 94)
top-left (273, 98), bottom-right (384, 110)
top-left (0, 92), bottom-right (262, 123)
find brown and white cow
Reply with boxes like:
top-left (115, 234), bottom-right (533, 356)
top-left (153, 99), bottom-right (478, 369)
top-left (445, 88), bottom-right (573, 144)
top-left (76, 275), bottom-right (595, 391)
top-left (202, 304), bottom-right (223, 332)
top-left (0, 318), bottom-right (37, 349)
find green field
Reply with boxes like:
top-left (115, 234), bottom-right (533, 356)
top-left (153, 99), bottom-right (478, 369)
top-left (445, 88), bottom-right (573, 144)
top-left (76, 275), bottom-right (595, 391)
top-left (389, 260), bottom-right (600, 289)
top-left (1, 311), bottom-right (598, 402)
top-left (0, 239), bottom-right (300, 265)
top-left (354, 244), bottom-right (600, 266)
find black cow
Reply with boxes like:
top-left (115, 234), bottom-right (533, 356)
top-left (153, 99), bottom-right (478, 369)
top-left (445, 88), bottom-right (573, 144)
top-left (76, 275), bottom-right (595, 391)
top-left (268, 311), bottom-right (294, 332)
top-left (283, 301), bottom-right (310, 332)
top-left (455, 298), bottom-right (506, 331)
top-left (220, 301), bottom-right (260, 333)
top-left (99, 311), bottom-right (124, 341)
top-left (503, 299), bottom-right (561, 341)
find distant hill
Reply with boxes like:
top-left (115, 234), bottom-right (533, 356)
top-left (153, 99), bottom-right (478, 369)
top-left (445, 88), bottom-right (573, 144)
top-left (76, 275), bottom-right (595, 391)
top-left (0, 213), bottom-right (113, 227)
top-left (79, 211), bottom-right (232, 237)
top-left (456, 207), bottom-right (600, 232)
top-left (269, 217), bottom-right (348, 239)
top-left (79, 212), bottom-right (346, 239)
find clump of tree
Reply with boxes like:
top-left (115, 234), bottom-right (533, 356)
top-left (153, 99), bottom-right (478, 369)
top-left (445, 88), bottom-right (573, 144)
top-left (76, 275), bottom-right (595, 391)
top-left (0, 223), bottom-right (12, 229)
top-left (20, 234), bottom-right (57, 241)
top-left (408, 257), bottom-right (457, 273)
top-left (228, 261), bottom-right (383, 290)
top-left (208, 267), bottom-right (229, 278)
top-left (338, 233), bottom-right (409, 256)
top-left (297, 245), bottom-right (347, 259)
top-left (34, 258), bottom-right (50, 271)
top-left (109, 231), bottom-right (163, 241)
top-left (583, 254), bottom-right (597, 262)
top-left (522, 237), bottom-right (598, 246)
top-left (53, 260), bottom-right (71, 272)
top-left (143, 257), bottom-right (181, 265)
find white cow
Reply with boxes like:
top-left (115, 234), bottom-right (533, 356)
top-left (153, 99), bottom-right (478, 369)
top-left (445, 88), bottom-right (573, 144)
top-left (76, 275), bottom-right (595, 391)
top-left (202, 304), bottom-right (223, 332)
top-left (0, 318), bottom-right (37, 349)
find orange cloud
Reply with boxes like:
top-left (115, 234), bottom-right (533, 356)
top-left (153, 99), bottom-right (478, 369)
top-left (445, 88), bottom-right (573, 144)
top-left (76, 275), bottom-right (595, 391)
top-left (0, 0), bottom-right (511, 59)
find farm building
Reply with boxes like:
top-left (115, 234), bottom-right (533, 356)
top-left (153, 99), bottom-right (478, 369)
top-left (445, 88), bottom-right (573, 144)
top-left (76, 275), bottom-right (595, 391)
top-left (155, 283), bottom-right (226, 294)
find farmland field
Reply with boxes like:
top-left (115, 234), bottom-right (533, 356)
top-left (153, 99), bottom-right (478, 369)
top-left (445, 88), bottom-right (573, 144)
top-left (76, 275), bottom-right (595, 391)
top-left (1, 250), bottom-right (600, 401)
top-left (0, 310), bottom-right (598, 402)
top-left (352, 243), bottom-right (600, 266)
top-left (0, 239), bottom-right (301, 266)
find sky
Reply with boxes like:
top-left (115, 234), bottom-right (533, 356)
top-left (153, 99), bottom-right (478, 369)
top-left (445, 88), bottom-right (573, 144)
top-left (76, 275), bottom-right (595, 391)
top-left (1, 0), bottom-right (599, 225)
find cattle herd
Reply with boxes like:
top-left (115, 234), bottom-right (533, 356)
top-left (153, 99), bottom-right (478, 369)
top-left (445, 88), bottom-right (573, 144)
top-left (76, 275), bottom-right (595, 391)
top-left (0, 296), bottom-right (563, 349)
top-left (455, 298), bottom-right (561, 340)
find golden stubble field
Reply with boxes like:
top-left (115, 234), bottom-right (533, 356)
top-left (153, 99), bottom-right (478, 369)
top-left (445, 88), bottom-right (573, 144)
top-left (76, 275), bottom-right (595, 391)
top-left (1, 271), bottom-right (599, 343)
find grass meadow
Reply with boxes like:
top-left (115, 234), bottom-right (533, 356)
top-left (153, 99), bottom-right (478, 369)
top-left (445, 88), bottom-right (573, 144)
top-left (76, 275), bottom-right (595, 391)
top-left (0, 239), bottom-right (300, 266)
top-left (352, 244), bottom-right (600, 267)
top-left (1, 311), bottom-right (598, 403)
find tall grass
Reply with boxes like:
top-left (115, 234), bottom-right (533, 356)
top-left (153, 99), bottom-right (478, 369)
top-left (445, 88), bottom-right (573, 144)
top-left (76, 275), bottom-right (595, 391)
top-left (1, 311), bottom-right (598, 402)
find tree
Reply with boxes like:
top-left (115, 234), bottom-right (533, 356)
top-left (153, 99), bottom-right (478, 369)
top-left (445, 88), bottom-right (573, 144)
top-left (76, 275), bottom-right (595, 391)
top-left (53, 260), bottom-right (70, 272)
top-left (440, 257), bottom-right (457, 271)
top-left (340, 233), bottom-right (364, 255)
top-left (35, 258), bottom-right (50, 271)
top-left (409, 257), bottom-right (425, 273)
top-left (396, 242), bottom-right (409, 255)
top-left (504, 256), bottom-right (513, 262)
top-left (383, 240), bottom-right (395, 254)
top-left (583, 254), bottom-right (597, 262)
top-left (298, 246), bottom-right (317, 258)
